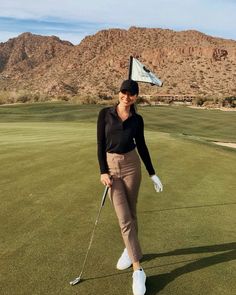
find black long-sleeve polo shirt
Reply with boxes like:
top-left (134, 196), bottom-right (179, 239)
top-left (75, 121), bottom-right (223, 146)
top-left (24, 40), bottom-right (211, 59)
top-left (97, 105), bottom-right (155, 176)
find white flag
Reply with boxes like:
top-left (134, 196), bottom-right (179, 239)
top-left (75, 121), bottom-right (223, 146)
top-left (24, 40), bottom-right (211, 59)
top-left (131, 57), bottom-right (163, 87)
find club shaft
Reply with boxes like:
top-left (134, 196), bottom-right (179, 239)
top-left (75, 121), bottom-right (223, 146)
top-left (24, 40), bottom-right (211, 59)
top-left (71, 186), bottom-right (109, 283)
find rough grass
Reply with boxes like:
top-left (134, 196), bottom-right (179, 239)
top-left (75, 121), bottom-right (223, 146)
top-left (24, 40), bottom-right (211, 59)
top-left (0, 103), bottom-right (235, 295)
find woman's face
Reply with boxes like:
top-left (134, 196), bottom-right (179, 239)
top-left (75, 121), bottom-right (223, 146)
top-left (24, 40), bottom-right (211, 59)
top-left (118, 90), bottom-right (138, 107)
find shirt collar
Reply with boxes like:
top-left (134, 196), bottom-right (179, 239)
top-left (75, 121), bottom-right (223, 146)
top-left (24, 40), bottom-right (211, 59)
top-left (109, 103), bottom-right (136, 116)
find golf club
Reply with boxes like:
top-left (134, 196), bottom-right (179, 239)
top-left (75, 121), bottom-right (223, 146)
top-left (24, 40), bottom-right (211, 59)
top-left (69, 185), bottom-right (110, 286)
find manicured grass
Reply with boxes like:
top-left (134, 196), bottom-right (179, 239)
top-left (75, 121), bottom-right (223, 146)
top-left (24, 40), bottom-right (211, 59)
top-left (0, 103), bottom-right (235, 295)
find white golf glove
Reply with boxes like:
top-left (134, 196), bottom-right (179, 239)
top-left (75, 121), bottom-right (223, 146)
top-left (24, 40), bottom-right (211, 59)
top-left (150, 175), bottom-right (163, 193)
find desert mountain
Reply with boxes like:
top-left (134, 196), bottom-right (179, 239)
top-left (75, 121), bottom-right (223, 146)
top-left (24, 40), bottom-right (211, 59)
top-left (0, 27), bottom-right (236, 99)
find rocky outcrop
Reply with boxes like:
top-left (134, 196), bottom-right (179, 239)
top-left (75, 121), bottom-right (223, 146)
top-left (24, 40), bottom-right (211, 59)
top-left (212, 48), bottom-right (228, 61)
top-left (0, 27), bottom-right (236, 99)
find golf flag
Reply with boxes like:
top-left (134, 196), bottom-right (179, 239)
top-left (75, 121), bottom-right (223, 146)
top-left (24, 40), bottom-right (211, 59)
top-left (129, 56), bottom-right (163, 87)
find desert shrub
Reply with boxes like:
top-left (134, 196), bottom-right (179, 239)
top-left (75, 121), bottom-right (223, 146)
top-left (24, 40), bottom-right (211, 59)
top-left (203, 100), bottom-right (216, 108)
top-left (222, 96), bottom-right (236, 108)
top-left (57, 95), bottom-right (70, 102)
top-left (0, 91), bottom-right (10, 104)
top-left (16, 91), bottom-right (30, 103)
top-left (98, 93), bottom-right (113, 100)
top-left (96, 98), bottom-right (117, 105)
top-left (16, 95), bottom-right (29, 103)
top-left (136, 96), bottom-right (151, 105)
top-left (193, 97), bottom-right (207, 106)
top-left (0, 96), bottom-right (6, 105)
top-left (213, 97), bottom-right (220, 105)
top-left (70, 94), bottom-right (98, 105)
top-left (0, 90), bottom-right (52, 104)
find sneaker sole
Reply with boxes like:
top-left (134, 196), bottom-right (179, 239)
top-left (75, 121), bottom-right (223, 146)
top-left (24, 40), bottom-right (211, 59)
top-left (116, 263), bottom-right (132, 270)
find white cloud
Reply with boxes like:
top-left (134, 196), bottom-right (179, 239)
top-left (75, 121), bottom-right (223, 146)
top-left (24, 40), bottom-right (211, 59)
top-left (0, 16), bottom-right (109, 44)
top-left (0, 0), bottom-right (236, 42)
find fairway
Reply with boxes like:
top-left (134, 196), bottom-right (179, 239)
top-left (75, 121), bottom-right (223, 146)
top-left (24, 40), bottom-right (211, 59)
top-left (0, 103), bottom-right (235, 295)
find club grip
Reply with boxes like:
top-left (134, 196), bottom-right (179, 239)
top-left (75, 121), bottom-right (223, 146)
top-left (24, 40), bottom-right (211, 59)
top-left (101, 185), bottom-right (109, 207)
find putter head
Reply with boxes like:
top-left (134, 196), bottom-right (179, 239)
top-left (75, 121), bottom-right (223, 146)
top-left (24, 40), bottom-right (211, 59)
top-left (70, 276), bottom-right (81, 286)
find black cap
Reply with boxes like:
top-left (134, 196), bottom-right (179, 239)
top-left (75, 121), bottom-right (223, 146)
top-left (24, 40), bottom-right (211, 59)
top-left (120, 79), bottom-right (139, 96)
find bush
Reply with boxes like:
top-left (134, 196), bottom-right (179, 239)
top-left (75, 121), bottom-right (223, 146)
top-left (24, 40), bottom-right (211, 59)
top-left (16, 91), bottom-right (30, 103)
top-left (222, 96), bottom-right (236, 108)
top-left (0, 91), bottom-right (9, 104)
top-left (70, 94), bottom-right (98, 104)
top-left (98, 93), bottom-right (113, 100)
top-left (57, 95), bottom-right (70, 102)
top-left (0, 90), bottom-right (52, 105)
top-left (193, 97), bottom-right (207, 106)
top-left (136, 96), bottom-right (151, 105)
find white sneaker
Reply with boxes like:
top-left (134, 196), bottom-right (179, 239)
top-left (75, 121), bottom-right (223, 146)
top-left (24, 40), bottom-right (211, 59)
top-left (116, 248), bottom-right (132, 270)
top-left (132, 269), bottom-right (146, 295)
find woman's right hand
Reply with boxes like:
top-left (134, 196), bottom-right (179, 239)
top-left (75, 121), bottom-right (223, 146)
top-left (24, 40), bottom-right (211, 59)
top-left (100, 173), bottom-right (113, 187)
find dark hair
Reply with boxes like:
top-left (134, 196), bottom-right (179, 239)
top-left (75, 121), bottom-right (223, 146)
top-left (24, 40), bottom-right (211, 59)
top-left (130, 103), bottom-right (137, 114)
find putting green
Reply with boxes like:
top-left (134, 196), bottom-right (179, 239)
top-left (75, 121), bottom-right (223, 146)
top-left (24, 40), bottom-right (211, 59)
top-left (0, 103), bottom-right (235, 295)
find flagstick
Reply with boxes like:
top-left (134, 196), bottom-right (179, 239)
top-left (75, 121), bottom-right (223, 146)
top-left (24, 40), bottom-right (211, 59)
top-left (128, 55), bottom-right (133, 79)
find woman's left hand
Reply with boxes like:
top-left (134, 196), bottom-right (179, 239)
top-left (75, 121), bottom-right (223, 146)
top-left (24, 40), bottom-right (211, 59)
top-left (150, 175), bottom-right (163, 192)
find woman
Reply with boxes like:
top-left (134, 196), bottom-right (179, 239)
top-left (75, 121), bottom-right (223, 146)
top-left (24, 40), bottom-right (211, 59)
top-left (97, 79), bottom-right (163, 295)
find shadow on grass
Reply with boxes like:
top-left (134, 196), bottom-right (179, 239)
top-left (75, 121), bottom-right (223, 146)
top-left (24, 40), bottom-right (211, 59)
top-left (85, 242), bottom-right (236, 294)
top-left (144, 242), bottom-right (236, 294)
top-left (139, 202), bottom-right (236, 214)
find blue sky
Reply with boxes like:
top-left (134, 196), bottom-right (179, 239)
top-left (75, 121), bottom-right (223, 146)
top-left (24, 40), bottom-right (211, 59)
top-left (0, 0), bottom-right (236, 44)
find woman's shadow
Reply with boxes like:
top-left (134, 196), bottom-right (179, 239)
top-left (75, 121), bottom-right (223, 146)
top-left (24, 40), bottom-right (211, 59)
top-left (142, 242), bottom-right (236, 294)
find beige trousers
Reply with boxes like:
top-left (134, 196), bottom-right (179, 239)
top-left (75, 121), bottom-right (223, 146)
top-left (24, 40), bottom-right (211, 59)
top-left (106, 149), bottom-right (142, 262)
